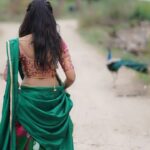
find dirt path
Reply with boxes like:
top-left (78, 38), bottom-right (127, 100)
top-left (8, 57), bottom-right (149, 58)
top-left (0, 20), bottom-right (150, 150)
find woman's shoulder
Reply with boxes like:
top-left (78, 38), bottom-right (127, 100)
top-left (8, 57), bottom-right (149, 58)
top-left (19, 35), bottom-right (34, 58)
top-left (19, 34), bottom-right (33, 42)
top-left (7, 34), bottom-right (32, 45)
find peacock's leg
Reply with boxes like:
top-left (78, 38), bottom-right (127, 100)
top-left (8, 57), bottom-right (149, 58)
top-left (112, 72), bottom-right (118, 88)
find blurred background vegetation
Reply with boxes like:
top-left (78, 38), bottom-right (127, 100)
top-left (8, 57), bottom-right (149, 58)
top-left (0, 0), bottom-right (150, 83)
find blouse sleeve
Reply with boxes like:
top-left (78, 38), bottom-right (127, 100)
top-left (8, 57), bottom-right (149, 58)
top-left (59, 39), bottom-right (74, 72)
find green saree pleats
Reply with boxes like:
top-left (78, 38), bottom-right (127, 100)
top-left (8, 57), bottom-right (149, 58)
top-left (17, 86), bottom-right (74, 150)
top-left (0, 38), bottom-right (74, 150)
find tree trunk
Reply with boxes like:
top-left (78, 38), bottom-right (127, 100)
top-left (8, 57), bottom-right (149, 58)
top-left (55, 0), bottom-right (65, 17)
top-left (9, 0), bottom-right (29, 14)
top-left (10, 0), bottom-right (21, 14)
top-left (75, 0), bottom-right (81, 11)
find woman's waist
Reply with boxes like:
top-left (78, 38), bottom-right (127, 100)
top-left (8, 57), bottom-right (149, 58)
top-left (20, 84), bottom-right (64, 92)
top-left (21, 76), bottom-right (60, 87)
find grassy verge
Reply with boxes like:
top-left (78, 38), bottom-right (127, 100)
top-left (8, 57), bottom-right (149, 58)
top-left (139, 73), bottom-right (150, 85)
top-left (79, 25), bottom-right (150, 85)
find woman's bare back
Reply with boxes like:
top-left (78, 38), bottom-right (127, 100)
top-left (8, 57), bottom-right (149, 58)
top-left (19, 34), bottom-right (59, 87)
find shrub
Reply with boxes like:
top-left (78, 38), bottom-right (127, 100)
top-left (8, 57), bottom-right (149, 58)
top-left (132, 1), bottom-right (150, 21)
top-left (79, 0), bottom-right (150, 28)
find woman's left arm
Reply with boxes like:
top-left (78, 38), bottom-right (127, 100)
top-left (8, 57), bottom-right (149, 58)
top-left (3, 62), bottom-right (21, 87)
top-left (3, 62), bottom-right (8, 81)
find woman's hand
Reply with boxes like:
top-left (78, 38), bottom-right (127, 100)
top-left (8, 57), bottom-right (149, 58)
top-left (63, 69), bottom-right (76, 89)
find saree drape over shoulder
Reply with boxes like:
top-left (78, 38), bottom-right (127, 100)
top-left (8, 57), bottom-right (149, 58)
top-left (0, 38), bottom-right (74, 150)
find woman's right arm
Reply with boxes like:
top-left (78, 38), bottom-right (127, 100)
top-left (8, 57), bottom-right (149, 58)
top-left (63, 69), bottom-right (76, 89)
top-left (59, 40), bottom-right (76, 89)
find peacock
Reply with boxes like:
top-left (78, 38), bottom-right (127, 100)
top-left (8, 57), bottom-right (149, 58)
top-left (106, 49), bottom-right (149, 87)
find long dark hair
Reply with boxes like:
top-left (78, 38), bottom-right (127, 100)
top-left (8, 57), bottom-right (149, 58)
top-left (19, 0), bottom-right (62, 70)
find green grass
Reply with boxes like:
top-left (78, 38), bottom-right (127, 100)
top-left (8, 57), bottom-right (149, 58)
top-left (0, 0), bottom-right (11, 21)
top-left (0, 0), bottom-right (9, 13)
top-left (79, 0), bottom-right (150, 28)
top-left (79, 0), bottom-right (137, 28)
top-left (138, 73), bottom-right (150, 85)
top-left (79, 26), bottom-right (109, 46)
top-left (0, 0), bottom-right (8, 8)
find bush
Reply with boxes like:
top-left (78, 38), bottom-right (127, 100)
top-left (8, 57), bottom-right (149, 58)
top-left (132, 1), bottom-right (150, 21)
top-left (79, 7), bottom-right (102, 27)
top-left (79, 0), bottom-right (150, 28)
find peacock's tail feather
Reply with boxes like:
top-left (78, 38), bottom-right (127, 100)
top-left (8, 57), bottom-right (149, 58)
top-left (108, 59), bottom-right (149, 74)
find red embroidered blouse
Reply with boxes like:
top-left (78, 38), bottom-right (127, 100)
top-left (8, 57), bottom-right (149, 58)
top-left (3, 39), bottom-right (74, 80)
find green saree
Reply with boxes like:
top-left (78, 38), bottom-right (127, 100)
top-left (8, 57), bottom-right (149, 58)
top-left (0, 38), bottom-right (74, 150)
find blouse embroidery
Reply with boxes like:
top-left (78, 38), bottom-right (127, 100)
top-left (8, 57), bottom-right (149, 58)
top-left (20, 52), bottom-right (56, 78)
top-left (19, 39), bottom-right (74, 78)
top-left (60, 40), bottom-right (74, 72)
top-left (3, 39), bottom-right (74, 80)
